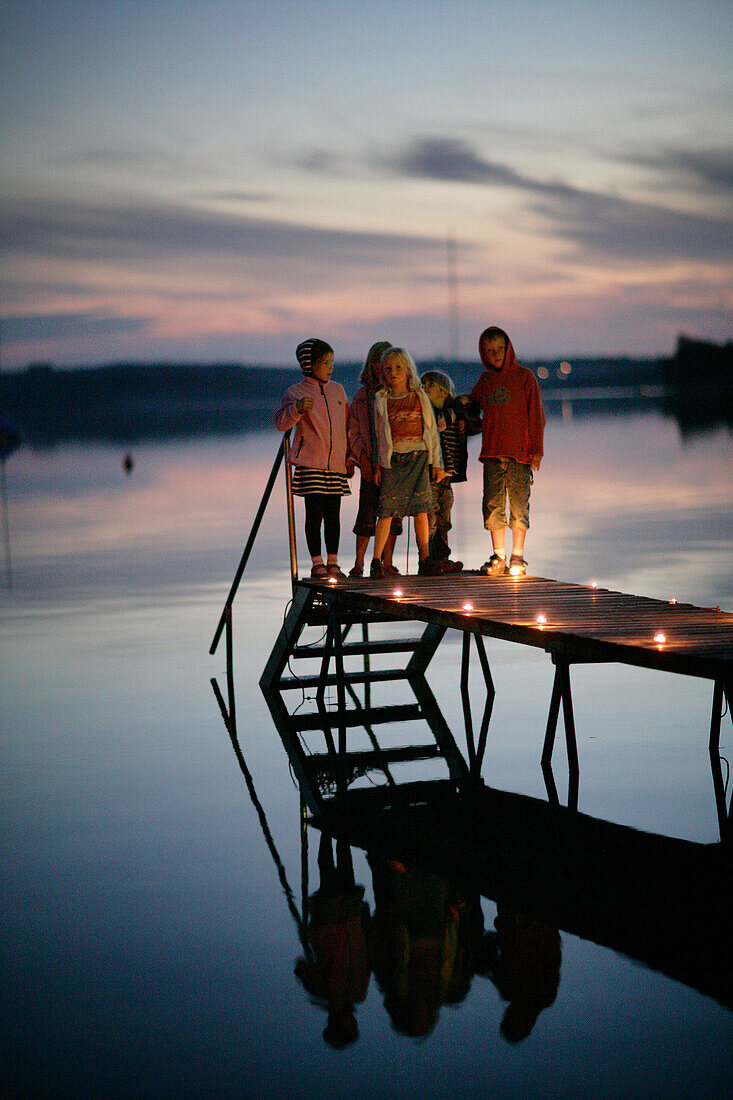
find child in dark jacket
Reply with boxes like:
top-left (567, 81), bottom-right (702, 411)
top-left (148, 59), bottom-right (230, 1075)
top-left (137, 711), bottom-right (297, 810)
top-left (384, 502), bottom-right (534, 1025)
top-left (421, 370), bottom-right (463, 572)
top-left (469, 326), bottom-right (544, 577)
top-left (274, 338), bottom-right (352, 579)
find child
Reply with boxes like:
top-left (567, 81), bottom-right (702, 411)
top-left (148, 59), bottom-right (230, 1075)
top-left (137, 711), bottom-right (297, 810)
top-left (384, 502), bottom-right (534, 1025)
top-left (371, 348), bottom-right (444, 578)
top-left (420, 370), bottom-right (463, 573)
top-left (274, 338), bottom-right (352, 579)
top-left (347, 341), bottom-right (402, 577)
top-left (469, 326), bottom-right (544, 576)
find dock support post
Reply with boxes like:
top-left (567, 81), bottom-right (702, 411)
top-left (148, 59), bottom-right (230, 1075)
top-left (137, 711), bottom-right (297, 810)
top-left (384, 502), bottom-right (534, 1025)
top-left (708, 678), bottom-right (732, 752)
top-left (709, 678), bottom-right (732, 842)
top-left (332, 596), bottom-right (348, 792)
top-left (460, 634), bottom-right (476, 772)
top-left (460, 631), bottom-right (496, 777)
top-left (542, 656), bottom-right (579, 781)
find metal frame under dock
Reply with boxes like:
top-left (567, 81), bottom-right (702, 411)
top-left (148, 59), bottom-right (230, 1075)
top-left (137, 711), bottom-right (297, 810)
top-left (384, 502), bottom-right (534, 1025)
top-left (259, 572), bottom-right (732, 817)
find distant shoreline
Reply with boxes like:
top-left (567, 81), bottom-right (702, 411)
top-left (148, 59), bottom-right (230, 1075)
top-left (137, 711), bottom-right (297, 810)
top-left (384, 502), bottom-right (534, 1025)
top-left (1, 337), bottom-right (729, 443)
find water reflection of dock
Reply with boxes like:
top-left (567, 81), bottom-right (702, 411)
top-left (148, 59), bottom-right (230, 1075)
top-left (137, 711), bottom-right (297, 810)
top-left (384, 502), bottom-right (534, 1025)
top-left (318, 780), bottom-right (732, 1012)
top-left (212, 656), bottom-right (733, 1026)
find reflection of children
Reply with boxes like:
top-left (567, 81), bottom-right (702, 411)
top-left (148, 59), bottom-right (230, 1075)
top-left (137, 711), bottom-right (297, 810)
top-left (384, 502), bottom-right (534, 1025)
top-left (294, 834), bottom-right (371, 1049)
top-left (469, 327), bottom-right (544, 576)
top-left (347, 341), bottom-right (402, 577)
top-left (486, 907), bottom-right (561, 1044)
top-left (371, 348), bottom-right (443, 578)
top-left (274, 339), bottom-right (352, 579)
top-left (421, 370), bottom-right (463, 573)
top-left (369, 856), bottom-right (462, 1038)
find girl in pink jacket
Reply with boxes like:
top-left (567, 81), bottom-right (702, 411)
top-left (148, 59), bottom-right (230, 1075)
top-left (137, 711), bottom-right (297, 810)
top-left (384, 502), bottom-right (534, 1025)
top-left (274, 338), bottom-right (352, 579)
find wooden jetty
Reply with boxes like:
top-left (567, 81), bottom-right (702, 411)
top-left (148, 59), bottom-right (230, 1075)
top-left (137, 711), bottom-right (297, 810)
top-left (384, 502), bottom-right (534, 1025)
top-left (258, 572), bottom-right (732, 824)
top-left (307, 572), bottom-right (732, 681)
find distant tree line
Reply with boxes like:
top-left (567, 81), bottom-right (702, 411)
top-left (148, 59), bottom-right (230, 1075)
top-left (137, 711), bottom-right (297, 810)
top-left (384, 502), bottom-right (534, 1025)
top-left (0, 338), bottom-right (728, 445)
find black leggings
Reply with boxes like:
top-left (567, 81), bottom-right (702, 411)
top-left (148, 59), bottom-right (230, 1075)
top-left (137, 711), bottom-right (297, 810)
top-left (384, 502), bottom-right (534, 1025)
top-left (304, 494), bottom-right (341, 558)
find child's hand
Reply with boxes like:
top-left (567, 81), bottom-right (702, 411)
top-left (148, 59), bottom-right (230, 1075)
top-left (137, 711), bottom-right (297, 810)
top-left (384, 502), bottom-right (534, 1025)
top-left (434, 467), bottom-right (447, 482)
top-left (374, 466), bottom-right (382, 486)
top-left (361, 457), bottom-right (374, 482)
top-left (346, 458), bottom-right (356, 478)
top-left (296, 397), bottom-right (314, 414)
top-left (530, 454), bottom-right (542, 471)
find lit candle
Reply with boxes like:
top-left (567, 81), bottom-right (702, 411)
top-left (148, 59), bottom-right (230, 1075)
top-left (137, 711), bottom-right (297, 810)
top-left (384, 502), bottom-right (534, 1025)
top-left (328, 576), bottom-right (337, 585)
top-left (653, 632), bottom-right (666, 644)
top-left (536, 613), bottom-right (547, 624)
top-left (463, 602), bottom-right (474, 612)
top-left (393, 588), bottom-right (403, 598)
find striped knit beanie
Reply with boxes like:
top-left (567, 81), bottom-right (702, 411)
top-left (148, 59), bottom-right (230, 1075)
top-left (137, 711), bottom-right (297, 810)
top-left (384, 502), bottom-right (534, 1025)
top-left (295, 338), bottom-right (333, 375)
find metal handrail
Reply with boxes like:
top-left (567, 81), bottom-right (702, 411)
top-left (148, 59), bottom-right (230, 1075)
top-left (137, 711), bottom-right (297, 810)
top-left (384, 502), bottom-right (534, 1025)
top-left (210, 431), bottom-right (297, 655)
top-left (284, 434), bottom-right (298, 589)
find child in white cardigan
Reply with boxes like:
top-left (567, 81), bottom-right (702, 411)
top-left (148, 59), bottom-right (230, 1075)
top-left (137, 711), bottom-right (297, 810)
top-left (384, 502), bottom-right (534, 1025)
top-left (371, 347), bottom-right (444, 578)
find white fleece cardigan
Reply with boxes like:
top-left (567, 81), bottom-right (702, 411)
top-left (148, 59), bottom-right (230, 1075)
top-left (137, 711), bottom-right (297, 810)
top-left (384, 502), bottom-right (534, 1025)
top-left (373, 386), bottom-right (442, 469)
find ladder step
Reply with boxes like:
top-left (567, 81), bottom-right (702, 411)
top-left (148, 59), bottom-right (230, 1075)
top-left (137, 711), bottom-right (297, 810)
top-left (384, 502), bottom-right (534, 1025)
top-left (292, 638), bottom-right (425, 659)
top-left (291, 703), bottom-right (422, 731)
top-left (304, 608), bottom-right (399, 627)
top-left (278, 669), bottom-right (410, 690)
top-left (304, 744), bottom-right (443, 770)
top-left (314, 777), bottom-right (459, 815)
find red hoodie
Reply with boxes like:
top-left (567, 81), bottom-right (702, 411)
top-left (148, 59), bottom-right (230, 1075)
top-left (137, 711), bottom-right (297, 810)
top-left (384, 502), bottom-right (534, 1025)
top-left (469, 329), bottom-right (545, 464)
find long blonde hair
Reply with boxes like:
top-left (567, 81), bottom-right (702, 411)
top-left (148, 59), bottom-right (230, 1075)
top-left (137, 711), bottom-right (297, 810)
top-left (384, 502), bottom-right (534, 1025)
top-left (379, 346), bottom-right (422, 392)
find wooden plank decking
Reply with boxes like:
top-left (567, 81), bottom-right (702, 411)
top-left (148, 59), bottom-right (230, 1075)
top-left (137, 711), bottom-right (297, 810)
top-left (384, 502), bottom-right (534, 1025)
top-left (304, 573), bottom-right (733, 681)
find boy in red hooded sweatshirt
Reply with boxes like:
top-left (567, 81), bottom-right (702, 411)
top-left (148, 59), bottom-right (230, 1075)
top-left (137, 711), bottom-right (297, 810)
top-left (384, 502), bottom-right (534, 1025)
top-left (469, 326), bottom-right (544, 576)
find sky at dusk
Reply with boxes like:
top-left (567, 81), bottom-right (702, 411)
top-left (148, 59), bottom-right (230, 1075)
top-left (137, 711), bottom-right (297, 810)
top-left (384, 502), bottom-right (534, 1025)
top-left (1, 0), bottom-right (731, 369)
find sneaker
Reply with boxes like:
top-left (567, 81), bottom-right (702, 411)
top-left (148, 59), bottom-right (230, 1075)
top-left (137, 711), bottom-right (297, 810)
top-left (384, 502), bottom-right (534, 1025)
top-left (310, 563), bottom-right (329, 579)
top-left (370, 559), bottom-right (386, 578)
top-left (383, 562), bottom-right (401, 576)
top-left (479, 554), bottom-right (506, 576)
top-left (418, 557), bottom-right (443, 576)
top-left (437, 558), bottom-right (463, 573)
top-left (327, 563), bottom-right (347, 580)
top-left (508, 556), bottom-right (527, 576)
top-left (348, 565), bottom-right (364, 577)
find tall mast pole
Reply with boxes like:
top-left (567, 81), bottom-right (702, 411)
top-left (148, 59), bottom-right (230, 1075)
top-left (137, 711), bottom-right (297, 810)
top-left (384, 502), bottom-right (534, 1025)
top-left (447, 229), bottom-right (459, 363)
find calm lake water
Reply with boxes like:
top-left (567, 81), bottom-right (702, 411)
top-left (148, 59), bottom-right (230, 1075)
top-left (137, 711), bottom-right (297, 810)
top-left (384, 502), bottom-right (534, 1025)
top-left (2, 406), bottom-right (732, 1098)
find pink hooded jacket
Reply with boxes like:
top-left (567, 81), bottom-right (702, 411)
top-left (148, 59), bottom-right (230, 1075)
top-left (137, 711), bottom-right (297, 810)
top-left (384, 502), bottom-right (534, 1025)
top-left (274, 376), bottom-right (350, 473)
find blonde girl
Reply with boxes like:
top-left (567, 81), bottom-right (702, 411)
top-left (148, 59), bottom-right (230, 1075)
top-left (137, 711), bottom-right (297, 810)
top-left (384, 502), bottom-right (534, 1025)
top-left (371, 348), bottom-right (443, 577)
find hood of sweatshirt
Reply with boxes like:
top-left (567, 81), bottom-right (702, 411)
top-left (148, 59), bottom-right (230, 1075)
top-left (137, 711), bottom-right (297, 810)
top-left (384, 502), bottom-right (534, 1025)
top-left (479, 327), bottom-right (519, 374)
